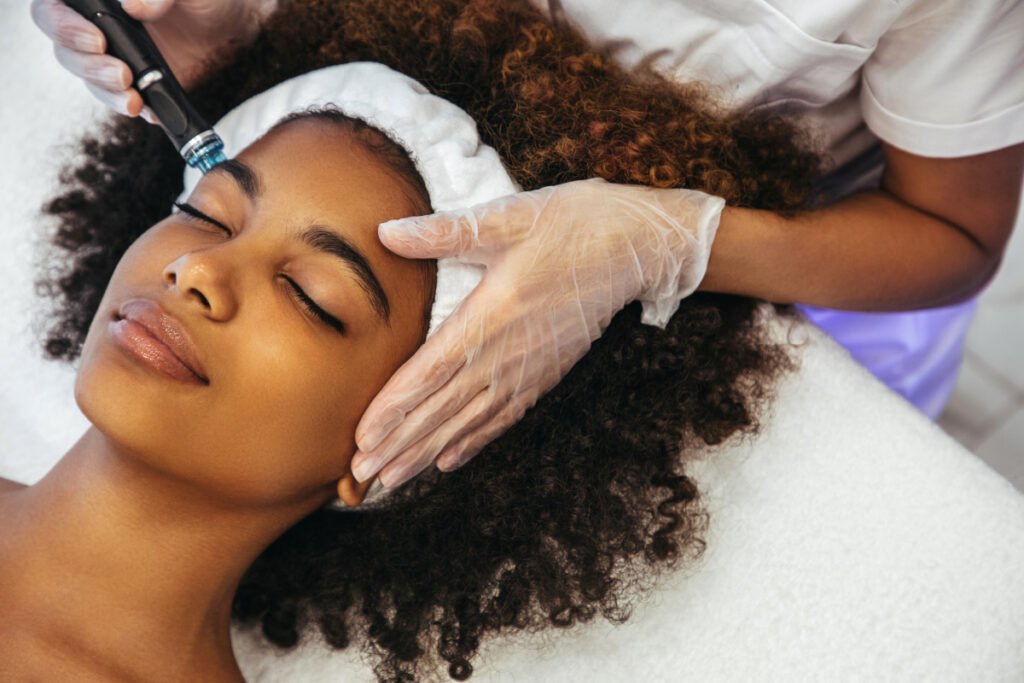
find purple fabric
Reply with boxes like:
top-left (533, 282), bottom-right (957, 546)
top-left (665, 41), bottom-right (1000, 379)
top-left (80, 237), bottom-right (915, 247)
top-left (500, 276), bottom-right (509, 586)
top-left (797, 298), bottom-right (978, 419)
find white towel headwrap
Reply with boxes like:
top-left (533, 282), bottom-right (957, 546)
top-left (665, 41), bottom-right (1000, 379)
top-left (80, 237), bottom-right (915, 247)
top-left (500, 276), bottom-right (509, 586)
top-left (178, 62), bottom-right (520, 508)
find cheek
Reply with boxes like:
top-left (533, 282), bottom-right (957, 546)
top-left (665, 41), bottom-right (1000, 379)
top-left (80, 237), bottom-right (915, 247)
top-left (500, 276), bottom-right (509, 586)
top-left (190, 326), bottom-right (402, 503)
top-left (75, 330), bottom-right (359, 508)
top-left (79, 237), bottom-right (152, 354)
top-left (223, 332), bottom-right (392, 450)
top-left (76, 231), bottom-right (170, 399)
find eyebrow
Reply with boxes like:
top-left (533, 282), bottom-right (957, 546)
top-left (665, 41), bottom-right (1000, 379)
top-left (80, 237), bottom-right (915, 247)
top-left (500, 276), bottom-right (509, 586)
top-left (208, 158), bottom-right (391, 323)
top-left (301, 227), bottom-right (391, 323)
top-left (211, 159), bottom-right (261, 198)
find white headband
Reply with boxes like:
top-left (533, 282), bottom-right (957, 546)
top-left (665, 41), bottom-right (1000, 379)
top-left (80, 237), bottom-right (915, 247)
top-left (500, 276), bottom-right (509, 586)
top-left (178, 62), bottom-right (520, 508)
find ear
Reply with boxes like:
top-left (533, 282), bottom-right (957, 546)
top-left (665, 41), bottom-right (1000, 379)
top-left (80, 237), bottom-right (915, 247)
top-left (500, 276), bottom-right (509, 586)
top-left (336, 468), bottom-right (376, 507)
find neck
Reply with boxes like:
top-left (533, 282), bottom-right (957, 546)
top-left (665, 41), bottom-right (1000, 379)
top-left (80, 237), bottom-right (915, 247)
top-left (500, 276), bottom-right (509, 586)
top-left (0, 427), bottom-right (328, 682)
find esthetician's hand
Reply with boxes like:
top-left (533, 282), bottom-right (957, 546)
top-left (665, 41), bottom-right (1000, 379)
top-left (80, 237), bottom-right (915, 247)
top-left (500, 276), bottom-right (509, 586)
top-left (351, 178), bottom-right (726, 487)
top-left (32, 0), bottom-right (275, 119)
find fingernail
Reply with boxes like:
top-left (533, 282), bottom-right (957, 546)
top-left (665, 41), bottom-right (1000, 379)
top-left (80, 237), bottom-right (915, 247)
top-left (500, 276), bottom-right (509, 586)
top-left (379, 219), bottom-right (425, 245)
top-left (350, 454), bottom-right (378, 483)
top-left (140, 106), bottom-right (157, 125)
top-left (72, 30), bottom-right (104, 53)
top-left (436, 453), bottom-right (457, 472)
top-left (96, 65), bottom-right (127, 90)
top-left (379, 218), bottom-right (412, 235)
top-left (439, 446), bottom-right (476, 472)
top-left (109, 91), bottom-right (133, 117)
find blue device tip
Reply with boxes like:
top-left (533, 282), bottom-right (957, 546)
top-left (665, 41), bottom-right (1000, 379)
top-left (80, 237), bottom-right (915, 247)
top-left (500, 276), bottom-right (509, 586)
top-left (191, 147), bottom-right (228, 174)
top-left (183, 134), bottom-right (227, 174)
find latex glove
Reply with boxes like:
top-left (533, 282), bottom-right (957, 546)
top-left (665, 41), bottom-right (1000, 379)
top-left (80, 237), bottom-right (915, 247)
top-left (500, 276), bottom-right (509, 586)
top-left (30, 0), bottom-right (274, 119)
top-left (351, 178), bottom-right (726, 487)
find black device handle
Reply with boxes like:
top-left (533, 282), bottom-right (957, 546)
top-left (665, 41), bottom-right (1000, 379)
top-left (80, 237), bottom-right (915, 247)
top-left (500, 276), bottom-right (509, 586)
top-left (64, 0), bottom-right (211, 152)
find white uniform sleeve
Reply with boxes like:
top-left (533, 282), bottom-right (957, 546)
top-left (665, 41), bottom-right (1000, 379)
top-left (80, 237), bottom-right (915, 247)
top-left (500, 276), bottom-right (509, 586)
top-left (860, 0), bottom-right (1024, 158)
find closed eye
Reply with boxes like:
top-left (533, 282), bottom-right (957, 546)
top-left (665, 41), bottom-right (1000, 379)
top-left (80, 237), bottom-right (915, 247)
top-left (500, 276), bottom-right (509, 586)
top-left (282, 276), bottom-right (347, 335)
top-left (173, 202), bottom-right (346, 335)
top-left (174, 202), bottom-right (232, 236)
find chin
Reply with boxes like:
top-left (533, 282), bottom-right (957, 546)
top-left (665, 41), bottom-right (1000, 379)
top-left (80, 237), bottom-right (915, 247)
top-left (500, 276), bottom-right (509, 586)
top-left (73, 330), bottom-right (209, 478)
top-left (73, 363), bottom-right (334, 508)
top-left (74, 358), bottom-right (182, 461)
top-left (73, 322), bottom-right (347, 507)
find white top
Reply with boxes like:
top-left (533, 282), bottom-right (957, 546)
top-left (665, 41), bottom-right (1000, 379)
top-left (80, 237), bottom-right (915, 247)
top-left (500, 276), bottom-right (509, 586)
top-left (537, 0), bottom-right (1024, 174)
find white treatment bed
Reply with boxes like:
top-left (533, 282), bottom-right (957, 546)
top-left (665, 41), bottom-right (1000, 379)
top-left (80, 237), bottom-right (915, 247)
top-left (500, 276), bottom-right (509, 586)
top-left (2, 6), bottom-right (1022, 681)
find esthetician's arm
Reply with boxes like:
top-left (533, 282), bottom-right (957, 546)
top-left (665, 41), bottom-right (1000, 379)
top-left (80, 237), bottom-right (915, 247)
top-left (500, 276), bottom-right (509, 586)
top-left (703, 142), bottom-right (1024, 310)
top-left (349, 141), bottom-right (1022, 487)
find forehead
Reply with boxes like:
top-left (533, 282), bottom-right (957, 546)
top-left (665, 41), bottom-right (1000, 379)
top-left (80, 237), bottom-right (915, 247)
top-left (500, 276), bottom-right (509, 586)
top-left (227, 118), bottom-right (434, 333)
top-left (238, 117), bottom-right (425, 222)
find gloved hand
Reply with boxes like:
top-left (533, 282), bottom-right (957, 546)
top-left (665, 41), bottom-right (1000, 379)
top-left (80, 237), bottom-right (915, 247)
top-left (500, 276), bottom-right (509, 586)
top-left (30, 0), bottom-right (274, 119)
top-left (350, 178), bottom-right (726, 487)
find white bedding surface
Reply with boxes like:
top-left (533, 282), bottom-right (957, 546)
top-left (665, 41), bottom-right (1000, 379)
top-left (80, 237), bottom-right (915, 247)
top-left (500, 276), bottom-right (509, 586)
top-left (231, 316), bottom-right (1024, 682)
top-left (3, 6), bottom-right (1022, 681)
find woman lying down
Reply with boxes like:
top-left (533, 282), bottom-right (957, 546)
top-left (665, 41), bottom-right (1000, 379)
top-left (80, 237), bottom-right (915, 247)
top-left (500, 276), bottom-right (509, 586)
top-left (0, 0), bottom-right (821, 680)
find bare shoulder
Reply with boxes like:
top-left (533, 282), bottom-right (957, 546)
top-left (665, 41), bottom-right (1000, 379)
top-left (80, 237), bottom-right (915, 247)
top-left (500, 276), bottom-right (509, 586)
top-left (0, 477), bottom-right (26, 493)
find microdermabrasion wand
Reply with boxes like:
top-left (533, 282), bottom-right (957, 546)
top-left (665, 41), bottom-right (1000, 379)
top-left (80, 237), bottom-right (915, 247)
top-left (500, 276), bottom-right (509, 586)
top-left (66, 0), bottom-right (227, 173)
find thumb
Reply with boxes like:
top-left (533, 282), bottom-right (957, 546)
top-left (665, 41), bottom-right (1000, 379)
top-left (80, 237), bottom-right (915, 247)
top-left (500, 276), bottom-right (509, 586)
top-left (120, 0), bottom-right (176, 21)
top-left (378, 209), bottom-right (487, 260)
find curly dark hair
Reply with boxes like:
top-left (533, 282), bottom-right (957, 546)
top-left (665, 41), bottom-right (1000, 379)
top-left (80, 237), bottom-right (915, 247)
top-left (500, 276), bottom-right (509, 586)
top-left (36, 0), bottom-right (822, 680)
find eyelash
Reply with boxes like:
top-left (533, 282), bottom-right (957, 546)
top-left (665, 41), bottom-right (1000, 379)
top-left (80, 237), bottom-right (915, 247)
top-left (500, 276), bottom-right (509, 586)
top-left (174, 201), bottom-right (232, 236)
top-left (283, 276), bottom-right (347, 335)
top-left (172, 202), bottom-right (346, 335)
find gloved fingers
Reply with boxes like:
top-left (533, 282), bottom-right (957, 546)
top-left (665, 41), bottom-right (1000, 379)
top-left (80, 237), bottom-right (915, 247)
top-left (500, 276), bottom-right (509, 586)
top-left (31, 0), bottom-right (105, 53)
top-left (435, 396), bottom-right (531, 472)
top-left (351, 369), bottom-right (483, 482)
top-left (375, 385), bottom-right (495, 487)
top-left (374, 443), bottom-right (436, 491)
top-left (33, 0), bottom-right (163, 118)
top-left (53, 45), bottom-right (132, 92)
top-left (379, 210), bottom-right (487, 261)
top-left (353, 304), bottom-right (483, 456)
top-left (378, 191), bottom-right (531, 262)
top-left (84, 81), bottom-right (144, 117)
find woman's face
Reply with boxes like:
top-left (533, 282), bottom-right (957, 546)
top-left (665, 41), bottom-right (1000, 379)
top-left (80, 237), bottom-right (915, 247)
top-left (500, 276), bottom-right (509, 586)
top-left (75, 117), bottom-right (435, 508)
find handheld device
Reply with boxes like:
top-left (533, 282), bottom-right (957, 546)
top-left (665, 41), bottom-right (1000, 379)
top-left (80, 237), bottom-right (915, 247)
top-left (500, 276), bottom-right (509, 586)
top-left (65, 0), bottom-right (227, 173)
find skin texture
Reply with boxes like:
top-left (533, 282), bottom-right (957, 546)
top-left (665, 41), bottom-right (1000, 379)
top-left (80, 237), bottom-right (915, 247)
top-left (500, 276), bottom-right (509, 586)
top-left (0, 118), bottom-right (435, 682)
top-left (32, 0), bottom-right (813, 679)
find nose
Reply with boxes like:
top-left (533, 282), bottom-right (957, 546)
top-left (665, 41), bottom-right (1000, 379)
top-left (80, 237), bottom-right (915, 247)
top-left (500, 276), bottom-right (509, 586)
top-left (163, 250), bottom-right (239, 321)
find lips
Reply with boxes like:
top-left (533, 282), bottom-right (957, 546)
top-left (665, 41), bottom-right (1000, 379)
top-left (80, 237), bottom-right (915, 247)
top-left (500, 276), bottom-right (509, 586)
top-left (112, 299), bottom-right (209, 383)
